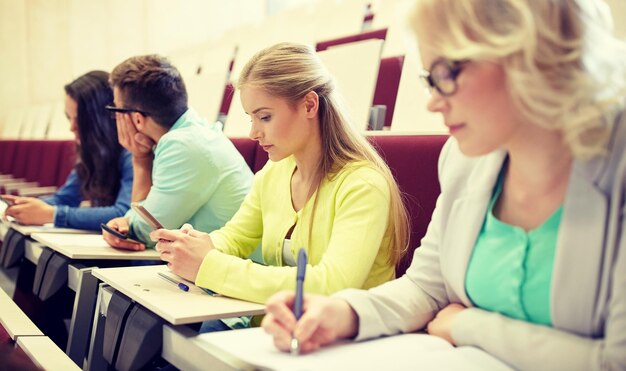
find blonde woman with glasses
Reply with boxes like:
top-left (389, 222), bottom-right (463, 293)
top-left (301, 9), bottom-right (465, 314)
top-left (262, 1), bottom-right (626, 369)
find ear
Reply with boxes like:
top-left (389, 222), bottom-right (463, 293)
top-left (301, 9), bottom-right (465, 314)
top-left (302, 91), bottom-right (319, 119)
top-left (131, 112), bottom-right (147, 131)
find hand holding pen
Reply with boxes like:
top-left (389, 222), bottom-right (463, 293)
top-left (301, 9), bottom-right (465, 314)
top-left (262, 256), bottom-right (361, 354)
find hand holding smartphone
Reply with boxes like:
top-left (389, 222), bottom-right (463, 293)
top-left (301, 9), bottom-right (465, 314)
top-left (131, 202), bottom-right (164, 230)
top-left (100, 223), bottom-right (129, 239)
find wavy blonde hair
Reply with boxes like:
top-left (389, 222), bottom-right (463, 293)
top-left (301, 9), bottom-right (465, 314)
top-left (237, 42), bottom-right (410, 267)
top-left (411, 0), bottom-right (626, 158)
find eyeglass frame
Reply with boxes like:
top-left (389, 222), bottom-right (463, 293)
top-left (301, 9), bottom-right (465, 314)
top-left (419, 59), bottom-right (469, 97)
top-left (105, 105), bottom-right (150, 117)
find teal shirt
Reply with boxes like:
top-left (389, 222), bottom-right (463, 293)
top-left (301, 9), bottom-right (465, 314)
top-left (127, 108), bottom-right (253, 247)
top-left (465, 170), bottom-right (562, 326)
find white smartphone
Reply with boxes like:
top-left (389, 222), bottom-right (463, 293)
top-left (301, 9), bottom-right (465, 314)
top-left (131, 202), bottom-right (164, 230)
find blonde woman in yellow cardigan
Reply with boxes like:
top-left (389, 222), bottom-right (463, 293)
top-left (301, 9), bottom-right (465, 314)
top-left (150, 43), bottom-right (410, 330)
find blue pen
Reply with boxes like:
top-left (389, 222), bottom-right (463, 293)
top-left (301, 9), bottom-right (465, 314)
top-left (291, 248), bottom-right (307, 355)
top-left (158, 272), bottom-right (189, 292)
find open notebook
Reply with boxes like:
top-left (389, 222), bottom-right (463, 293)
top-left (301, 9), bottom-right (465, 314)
top-left (196, 327), bottom-right (513, 371)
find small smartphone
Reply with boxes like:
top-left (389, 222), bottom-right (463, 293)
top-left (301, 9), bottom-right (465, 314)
top-left (100, 222), bottom-right (139, 242)
top-left (131, 202), bottom-right (164, 230)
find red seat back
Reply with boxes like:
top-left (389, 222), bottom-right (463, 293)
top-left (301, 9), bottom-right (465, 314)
top-left (368, 135), bottom-right (448, 276)
top-left (55, 141), bottom-right (77, 187)
top-left (0, 140), bottom-right (19, 174)
top-left (373, 56), bottom-right (404, 127)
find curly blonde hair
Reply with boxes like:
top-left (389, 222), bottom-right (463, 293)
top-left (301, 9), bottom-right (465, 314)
top-left (411, 0), bottom-right (626, 158)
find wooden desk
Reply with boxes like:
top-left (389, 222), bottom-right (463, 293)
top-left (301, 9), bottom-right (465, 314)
top-left (30, 233), bottom-right (161, 260)
top-left (163, 327), bottom-right (514, 371)
top-left (27, 232), bottom-right (160, 366)
top-left (0, 288), bottom-right (43, 339)
top-left (17, 336), bottom-right (81, 371)
top-left (86, 266), bottom-right (265, 370)
top-left (92, 265), bottom-right (264, 325)
top-left (11, 223), bottom-right (92, 237)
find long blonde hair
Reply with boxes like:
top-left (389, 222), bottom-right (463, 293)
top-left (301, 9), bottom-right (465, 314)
top-left (237, 42), bottom-right (410, 266)
top-left (411, 0), bottom-right (626, 158)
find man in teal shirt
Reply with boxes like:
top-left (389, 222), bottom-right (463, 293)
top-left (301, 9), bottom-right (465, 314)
top-left (102, 54), bottom-right (252, 250)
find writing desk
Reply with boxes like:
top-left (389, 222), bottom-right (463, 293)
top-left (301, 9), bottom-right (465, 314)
top-left (87, 265), bottom-right (265, 370)
top-left (163, 327), bottom-right (514, 371)
top-left (30, 233), bottom-right (160, 260)
top-left (11, 223), bottom-right (92, 236)
top-left (1, 223), bottom-right (93, 268)
top-left (17, 336), bottom-right (81, 371)
top-left (92, 265), bottom-right (264, 324)
top-left (0, 287), bottom-right (43, 339)
top-left (26, 232), bottom-right (161, 367)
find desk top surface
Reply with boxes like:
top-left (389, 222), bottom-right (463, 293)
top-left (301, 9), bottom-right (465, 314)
top-left (0, 288), bottom-right (43, 339)
top-left (93, 265), bottom-right (265, 325)
top-left (30, 232), bottom-right (161, 260)
top-left (17, 336), bottom-right (81, 371)
top-left (10, 223), bottom-right (93, 236)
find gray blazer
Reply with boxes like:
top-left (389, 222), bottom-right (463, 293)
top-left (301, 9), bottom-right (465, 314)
top-left (337, 108), bottom-right (626, 370)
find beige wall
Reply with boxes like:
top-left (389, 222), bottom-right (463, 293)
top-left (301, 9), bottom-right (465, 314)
top-left (606, 0), bottom-right (626, 40)
top-left (1, 0), bottom-right (623, 127)
top-left (0, 0), bottom-right (265, 120)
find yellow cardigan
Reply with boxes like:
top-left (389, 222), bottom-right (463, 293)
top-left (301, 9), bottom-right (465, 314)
top-left (195, 156), bottom-right (395, 304)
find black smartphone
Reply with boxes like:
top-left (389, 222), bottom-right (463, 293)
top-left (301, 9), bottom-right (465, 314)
top-left (131, 202), bottom-right (164, 230)
top-left (100, 222), bottom-right (140, 243)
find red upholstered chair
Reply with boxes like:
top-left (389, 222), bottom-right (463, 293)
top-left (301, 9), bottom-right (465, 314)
top-left (229, 137), bottom-right (258, 171)
top-left (252, 145), bottom-right (269, 174)
top-left (367, 135), bottom-right (449, 276)
top-left (219, 83), bottom-right (235, 118)
top-left (0, 141), bottom-right (41, 193)
top-left (0, 140), bottom-right (19, 175)
top-left (36, 141), bottom-right (67, 187)
top-left (5, 141), bottom-right (39, 181)
top-left (54, 141), bottom-right (77, 187)
top-left (373, 56), bottom-right (405, 127)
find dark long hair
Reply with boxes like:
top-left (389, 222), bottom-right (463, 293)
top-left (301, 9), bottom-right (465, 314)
top-left (64, 71), bottom-right (122, 206)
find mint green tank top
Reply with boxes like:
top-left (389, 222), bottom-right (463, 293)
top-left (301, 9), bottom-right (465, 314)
top-left (465, 170), bottom-right (562, 326)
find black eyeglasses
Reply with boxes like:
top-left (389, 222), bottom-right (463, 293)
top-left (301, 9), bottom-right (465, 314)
top-left (105, 105), bottom-right (150, 119)
top-left (419, 59), bottom-right (468, 97)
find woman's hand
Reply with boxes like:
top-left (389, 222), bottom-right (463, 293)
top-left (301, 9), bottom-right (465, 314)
top-left (426, 303), bottom-right (466, 345)
top-left (3, 196), bottom-right (54, 225)
top-left (151, 225), bottom-right (214, 282)
top-left (101, 217), bottom-right (146, 251)
top-left (262, 292), bottom-right (359, 354)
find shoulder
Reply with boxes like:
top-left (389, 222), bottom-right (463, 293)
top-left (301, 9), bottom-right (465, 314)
top-left (155, 124), bottom-right (209, 163)
top-left (329, 161), bottom-right (390, 198)
top-left (575, 105), bottom-right (626, 191)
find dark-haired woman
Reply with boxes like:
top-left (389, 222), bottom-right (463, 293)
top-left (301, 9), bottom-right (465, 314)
top-left (4, 71), bottom-right (132, 230)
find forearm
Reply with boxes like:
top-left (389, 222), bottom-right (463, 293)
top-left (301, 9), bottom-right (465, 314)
top-left (54, 203), bottom-right (130, 231)
top-left (452, 308), bottom-right (608, 371)
top-left (131, 157), bottom-right (153, 202)
top-left (334, 276), bottom-right (442, 341)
